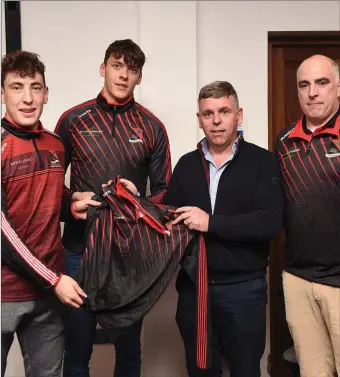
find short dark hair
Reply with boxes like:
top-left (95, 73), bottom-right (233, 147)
top-left (1, 50), bottom-right (46, 88)
top-left (198, 81), bottom-right (239, 109)
top-left (104, 39), bottom-right (145, 69)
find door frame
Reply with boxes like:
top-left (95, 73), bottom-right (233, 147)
top-left (267, 30), bottom-right (340, 377)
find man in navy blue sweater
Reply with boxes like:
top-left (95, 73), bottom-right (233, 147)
top-left (164, 81), bottom-right (284, 377)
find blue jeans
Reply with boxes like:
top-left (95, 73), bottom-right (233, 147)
top-left (63, 249), bottom-right (142, 377)
top-left (176, 274), bottom-right (267, 377)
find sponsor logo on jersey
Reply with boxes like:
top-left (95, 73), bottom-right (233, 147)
top-left (281, 148), bottom-right (300, 160)
top-left (129, 129), bottom-right (143, 143)
top-left (78, 109), bottom-right (92, 118)
top-left (280, 129), bottom-right (293, 141)
top-left (49, 150), bottom-right (62, 168)
top-left (80, 128), bottom-right (103, 137)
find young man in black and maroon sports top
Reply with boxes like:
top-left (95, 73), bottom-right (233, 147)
top-left (1, 50), bottom-right (98, 377)
top-left (54, 39), bottom-right (172, 377)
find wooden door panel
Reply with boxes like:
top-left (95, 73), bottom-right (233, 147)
top-left (271, 44), bottom-right (340, 150)
top-left (284, 62), bottom-right (303, 124)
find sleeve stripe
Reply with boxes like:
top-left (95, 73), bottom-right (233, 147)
top-left (1, 212), bottom-right (59, 285)
top-left (148, 190), bottom-right (166, 204)
top-left (150, 191), bottom-right (165, 201)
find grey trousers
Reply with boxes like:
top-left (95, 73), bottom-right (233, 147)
top-left (1, 299), bottom-right (64, 377)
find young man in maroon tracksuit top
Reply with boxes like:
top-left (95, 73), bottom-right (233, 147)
top-left (1, 50), bottom-right (99, 377)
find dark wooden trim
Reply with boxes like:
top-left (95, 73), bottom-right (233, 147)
top-left (268, 41), bottom-right (273, 152)
top-left (268, 31), bottom-right (340, 45)
top-left (5, 1), bottom-right (22, 53)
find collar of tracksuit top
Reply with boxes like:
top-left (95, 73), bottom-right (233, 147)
top-left (76, 177), bottom-right (212, 370)
top-left (96, 91), bottom-right (135, 137)
top-left (1, 116), bottom-right (43, 140)
top-left (1, 117), bottom-right (46, 174)
top-left (97, 90), bottom-right (134, 114)
top-left (296, 107), bottom-right (340, 140)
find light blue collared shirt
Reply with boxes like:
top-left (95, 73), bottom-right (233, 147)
top-left (202, 136), bottom-right (240, 213)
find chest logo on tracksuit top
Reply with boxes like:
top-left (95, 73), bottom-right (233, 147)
top-left (49, 150), bottom-right (62, 168)
top-left (281, 147), bottom-right (300, 160)
top-left (325, 140), bottom-right (340, 158)
top-left (80, 128), bottom-right (103, 137)
top-left (129, 128), bottom-right (144, 144)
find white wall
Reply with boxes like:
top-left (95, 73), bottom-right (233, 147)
top-left (197, 1), bottom-right (340, 147)
top-left (3, 1), bottom-right (340, 377)
top-left (139, 1), bottom-right (198, 163)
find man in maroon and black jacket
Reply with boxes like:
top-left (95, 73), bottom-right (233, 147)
top-left (1, 51), bottom-right (97, 377)
top-left (275, 55), bottom-right (340, 377)
top-left (54, 39), bottom-right (172, 377)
